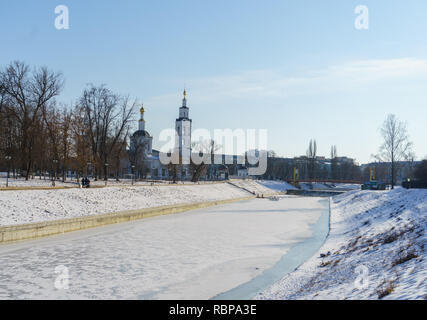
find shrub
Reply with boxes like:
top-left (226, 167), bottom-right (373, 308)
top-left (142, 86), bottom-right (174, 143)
top-left (392, 251), bottom-right (418, 267)
top-left (377, 280), bottom-right (395, 299)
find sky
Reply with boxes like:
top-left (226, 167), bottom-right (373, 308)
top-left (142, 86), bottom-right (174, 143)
top-left (1, 0), bottom-right (426, 164)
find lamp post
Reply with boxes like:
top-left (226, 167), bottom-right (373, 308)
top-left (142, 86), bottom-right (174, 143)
top-left (105, 163), bottom-right (109, 186)
top-left (131, 165), bottom-right (135, 185)
top-left (52, 159), bottom-right (58, 186)
top-left (5, 156), bottom-right (11, 188)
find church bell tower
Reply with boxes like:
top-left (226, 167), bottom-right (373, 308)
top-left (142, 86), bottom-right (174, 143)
top-left (175, 89), bottom-right (192, 164)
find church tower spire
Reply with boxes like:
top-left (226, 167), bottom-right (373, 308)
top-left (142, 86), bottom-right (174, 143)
top-left (139, 104), bottom-right (146, 131)
top-left (182, 89), bottom-right (187, 107)
top-left (179, 89), bottom-right (189, 119)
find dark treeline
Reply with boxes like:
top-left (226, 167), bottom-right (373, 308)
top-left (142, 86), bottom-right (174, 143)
top-left (261, 139), bottom-right (419, 184)
top-left (0, 61), bottom-right (137, 181)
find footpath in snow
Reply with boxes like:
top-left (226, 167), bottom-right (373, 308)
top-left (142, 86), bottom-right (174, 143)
top-left (257, 188), bottom-right (427, 300)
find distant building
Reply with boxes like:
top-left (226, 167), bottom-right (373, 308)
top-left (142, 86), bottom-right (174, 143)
top-left (335, 156), bottom-right (356, 165)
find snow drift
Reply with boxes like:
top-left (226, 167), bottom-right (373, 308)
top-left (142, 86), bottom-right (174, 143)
top-left (257, 188), bottom-right (426, 300)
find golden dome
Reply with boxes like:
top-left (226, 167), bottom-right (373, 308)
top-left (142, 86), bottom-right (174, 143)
top-left (140, 104), bottom-right (145, 114)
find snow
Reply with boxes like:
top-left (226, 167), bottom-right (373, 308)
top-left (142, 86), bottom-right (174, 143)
top-left (257, 180), bottom-right (298, 191)
top-left (0, 177), bottom-right (77, 188)
top-left (1, 179), bottom-right (423, 299)
top-left (0, 183), bottom-right (249, 226)
top-left (0, 179), bottom-right (291, 226)
top-left (331, 183), bottom-right (361, 190)
top-left (0, 197), bottom-right (326, 299)
top-left (257, 188), bottom-right (427, 300)
top-left (228, 179), bottom-right (279, 195)
top-left (0, 176), bottom-right (219, 188)
top-left (300, 182), bottom-right (361, 191)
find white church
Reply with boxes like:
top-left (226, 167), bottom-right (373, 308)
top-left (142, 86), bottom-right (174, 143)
top-left (129, 90), bottom-right (193, 180)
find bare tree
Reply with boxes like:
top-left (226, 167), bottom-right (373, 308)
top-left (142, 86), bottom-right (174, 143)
top-left (190, 139), bottom-right (220, 182)
top-left (375, 114), bottom-right (412, 189)
top-left (79, 85), bottom-right (136, 181)
top-left (306, 139), bottom-right (317, 180)
top-left (59, 107), bottom-right (72, 181)
top-left (112, 130), bottom-right (129, 181)
top-left (70, 105), bottom-right (91, 179)
top-left (129, 132), bottom-right (150, 180)
top-left (167, 153), bottom-right (182, 183)
top-left (330, 145), bottom-right (339, 180)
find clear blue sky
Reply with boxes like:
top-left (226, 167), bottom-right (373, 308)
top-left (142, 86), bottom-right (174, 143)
top-left (1, 0), bottom-right (427, 163)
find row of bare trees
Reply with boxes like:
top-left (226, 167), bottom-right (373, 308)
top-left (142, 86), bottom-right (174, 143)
top-left (0, 61), bottom-right (64, 179)
top-left (0, 61), bottom-right (137, 181)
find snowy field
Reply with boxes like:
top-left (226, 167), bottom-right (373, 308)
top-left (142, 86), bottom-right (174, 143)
top-left (257, 188), bottom-right (427, 300)
top-left (0, 183), bottom-right (249, 226)
top-left (0, 197), bottom-right (327, 299)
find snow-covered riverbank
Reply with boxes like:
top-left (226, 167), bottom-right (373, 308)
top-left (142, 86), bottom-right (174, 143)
top-left (257, 188), bottom-right (427, 300)
top-left (0, 183), bottom-right (250, 226)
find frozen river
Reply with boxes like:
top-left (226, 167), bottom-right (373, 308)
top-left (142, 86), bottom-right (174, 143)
top-left (0, 196), bottom-right (329, 299)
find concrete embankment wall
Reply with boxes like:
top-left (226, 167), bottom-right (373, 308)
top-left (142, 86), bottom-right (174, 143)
top-left (0, 196), bottom-right (255, 244)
